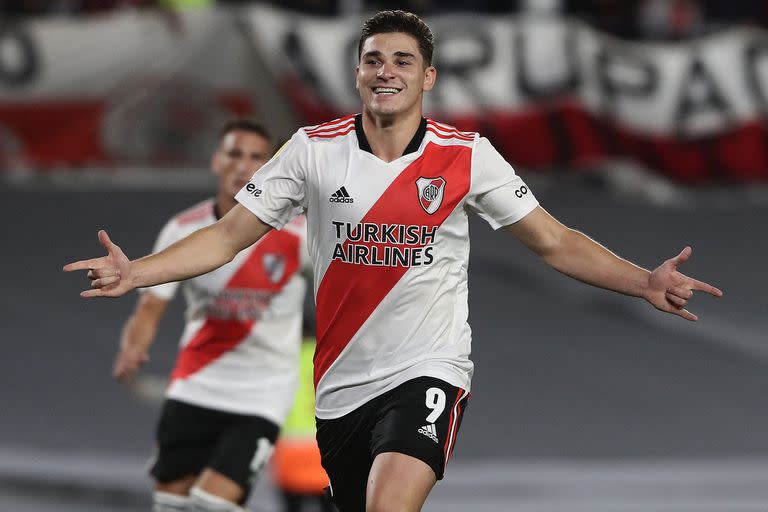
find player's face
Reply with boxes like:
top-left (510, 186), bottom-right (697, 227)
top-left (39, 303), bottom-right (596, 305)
top-left (356, 32), bottom-right (436, 119)
top-left (212, 130), bottom-right (272, 198)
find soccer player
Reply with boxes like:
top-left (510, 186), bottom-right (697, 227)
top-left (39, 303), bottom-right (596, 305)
top-left (110, 119), bottom-right (310, 512)
top-left (65, 11), bottom-right (722, 512)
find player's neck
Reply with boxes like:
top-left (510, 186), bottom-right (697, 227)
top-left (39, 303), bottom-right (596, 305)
top-left (216, 193), bottom-right (236, 218)
top-left (361, 109), bottom-right (423, 163)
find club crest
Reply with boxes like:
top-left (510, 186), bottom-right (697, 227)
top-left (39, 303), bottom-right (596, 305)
top-left (262, 253), bottom-right (286, 284)
top-left (416, 177), bottom-right (446, 215)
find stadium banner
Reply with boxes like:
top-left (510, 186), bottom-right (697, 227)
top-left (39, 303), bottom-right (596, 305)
top-left (0, 9), bottom-right (256, 169)
top-left (242, 6), bottom-right (768, 182)
top-left (1, 6), bottom-right (767, 182)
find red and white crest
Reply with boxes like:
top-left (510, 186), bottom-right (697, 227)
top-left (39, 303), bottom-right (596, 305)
top-left (416, 177), bottom-right (446, 215)
top-left (262, 253), bottom-right (286, 284)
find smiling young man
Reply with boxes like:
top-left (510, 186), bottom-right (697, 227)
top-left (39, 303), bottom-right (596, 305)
top-left (65, 11), bottom-right (722, 512)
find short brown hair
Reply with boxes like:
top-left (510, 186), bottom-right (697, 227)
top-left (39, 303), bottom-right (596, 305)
top-left (218, 118), bottom-right (273, 144)
top-left (358, 10), bottom-right (434, 67)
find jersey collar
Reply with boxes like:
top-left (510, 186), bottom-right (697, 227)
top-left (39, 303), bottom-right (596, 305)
top-left (355, 114), bottom-right (427, 157)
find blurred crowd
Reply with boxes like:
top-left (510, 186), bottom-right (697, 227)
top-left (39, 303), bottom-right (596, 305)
top-left (567, 0), bottom-right (768, 39)
top-left (0, 0), bottom-right (157, 14)
top-left (2, 0), bottom-right (767, 39)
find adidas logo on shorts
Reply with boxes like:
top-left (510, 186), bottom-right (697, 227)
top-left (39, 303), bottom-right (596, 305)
top-left (329, 186), bottom-right (354, 203)
top-left (418, 423), bottom-right (439, 443)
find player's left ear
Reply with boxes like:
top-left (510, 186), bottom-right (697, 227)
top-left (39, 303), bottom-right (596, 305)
top-left (423, 66), bottom-right (436, 92)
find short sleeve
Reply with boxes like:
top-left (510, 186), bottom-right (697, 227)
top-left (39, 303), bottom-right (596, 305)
top-left (466, 137), bottom-right (539, 230)
top-left (235, 130), bottom-right (310, 230)
top-left (139, 218), bottom-right (181, 301)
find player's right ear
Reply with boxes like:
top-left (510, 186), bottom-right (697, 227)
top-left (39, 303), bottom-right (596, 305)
top-left (210, 150), bottom-right (222, 176)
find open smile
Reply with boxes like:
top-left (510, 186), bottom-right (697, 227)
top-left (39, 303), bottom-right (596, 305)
top-left (372, 86), bottom-right (402, 95)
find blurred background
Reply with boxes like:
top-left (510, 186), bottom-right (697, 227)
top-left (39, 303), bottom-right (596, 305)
top-left (1, 1), bottom-right (767, 510)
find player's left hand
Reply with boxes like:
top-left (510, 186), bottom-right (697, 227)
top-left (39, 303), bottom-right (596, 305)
top-left (645, 246), bottom-right (723, 321)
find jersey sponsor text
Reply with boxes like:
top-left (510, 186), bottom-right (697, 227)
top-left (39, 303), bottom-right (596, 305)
top-left (331, 221), bottom-right (436, 267)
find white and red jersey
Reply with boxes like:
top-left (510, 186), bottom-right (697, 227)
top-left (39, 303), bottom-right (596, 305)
top-left (236, 115), bottom-right (538, 419)
top-left (144, 199), bottom-right (309, 423)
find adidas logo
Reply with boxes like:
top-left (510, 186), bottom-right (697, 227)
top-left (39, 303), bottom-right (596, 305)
top-left (329, 186), bottom-right (354, 203)
top-left (418, 423), bottom-right (438, 443)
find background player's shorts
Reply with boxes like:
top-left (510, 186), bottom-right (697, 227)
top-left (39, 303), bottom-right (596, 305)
top-left (149, 399), bottom-right (279, 498)
top-left (316, 376), bottom-right (470, 512)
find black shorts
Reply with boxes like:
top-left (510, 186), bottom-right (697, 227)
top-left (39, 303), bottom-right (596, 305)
top-left (149, 399), bottom-right (279, 498)
top-left (316, 377), bottom-right (470, 512)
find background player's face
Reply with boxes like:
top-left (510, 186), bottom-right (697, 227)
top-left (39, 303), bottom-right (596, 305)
top-left (356, 32), bottom-right (436, 118)
top-left (212, 130), bottom-right (273, 199)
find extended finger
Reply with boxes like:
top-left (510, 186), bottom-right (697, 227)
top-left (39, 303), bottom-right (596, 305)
top-left (81, 286), bottom-right (123, 298)
top-left (98, 230), bottom-right (121, 254)
top-left (688, 278), bottom-right (723, 297)
top-left (80, 288), bottom-right (106, 298)
top-left (674, 307), bottom-right (698, 322)
top-left (657, 300), bottom-right (697, 321)
top-left (63, 257), bottom-right (107, 272)
top-left (671, 246), bottom-right (692, 267)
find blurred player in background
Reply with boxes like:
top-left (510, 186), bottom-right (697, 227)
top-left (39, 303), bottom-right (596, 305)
top-left (66, 10), bottom-right (723, 512)
top-left (112, 119), bottom-right (310, 512)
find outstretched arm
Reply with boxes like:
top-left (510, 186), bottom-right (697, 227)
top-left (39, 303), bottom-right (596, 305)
top-left (505, 207), bottom-right (722, 321)
top-left (63, 204), bottom-right (271, 298)
top-left (113, 292), bottom-right (168, 381)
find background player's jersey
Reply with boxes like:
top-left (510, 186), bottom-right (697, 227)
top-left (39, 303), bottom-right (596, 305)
top-left (145, 199), bottom-right (308, 423)
top-left (236, 115), bottom-right (538, 419)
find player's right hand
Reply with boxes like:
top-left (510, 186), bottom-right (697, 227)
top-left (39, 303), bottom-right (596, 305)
top-left (113, 346), bottom-right (149, 381)
top-left (63, 230), bottom-right (134, 298)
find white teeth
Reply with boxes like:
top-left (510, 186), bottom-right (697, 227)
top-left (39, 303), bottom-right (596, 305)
top-left (374, 87), bottom-right (400, 94)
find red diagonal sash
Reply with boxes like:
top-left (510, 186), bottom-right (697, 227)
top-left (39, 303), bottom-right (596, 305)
top-left (171, 229), bottom-right (300, 381)
top-left (314, 142), bottom-right (471, 387)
